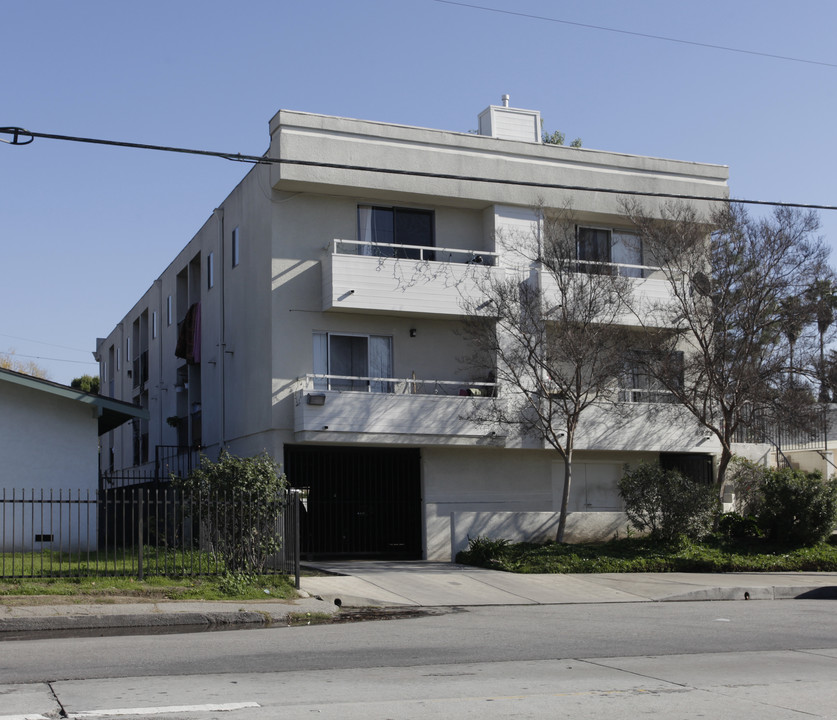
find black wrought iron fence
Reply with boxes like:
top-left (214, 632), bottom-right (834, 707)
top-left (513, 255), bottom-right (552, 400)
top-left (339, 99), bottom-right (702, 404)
top-left (0, 487), bottom-right (300, 586)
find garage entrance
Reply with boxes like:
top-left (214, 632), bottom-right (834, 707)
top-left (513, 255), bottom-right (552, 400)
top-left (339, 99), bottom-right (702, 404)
top-left (284, 445), bottom-right (422, 559)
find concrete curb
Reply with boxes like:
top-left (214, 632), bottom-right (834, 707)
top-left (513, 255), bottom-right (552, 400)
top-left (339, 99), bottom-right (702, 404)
top-left (659, 585), bottom-right (837, 602)
top-left (0, 611), bottom-right (279, 635)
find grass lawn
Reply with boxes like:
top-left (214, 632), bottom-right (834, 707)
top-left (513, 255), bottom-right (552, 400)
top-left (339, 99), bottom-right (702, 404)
top-left (0, 547), bottom-right (299, 602)
top-left (456, 535), bottom-right (837, 574)
top-left (0, 573), bottom-right (298, 603)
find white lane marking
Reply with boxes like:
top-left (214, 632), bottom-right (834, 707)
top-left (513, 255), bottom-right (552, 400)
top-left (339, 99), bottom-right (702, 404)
top-left (68, 702), bottom-right (260, 718)
top-left (0, 714), bottom-right (51, 720)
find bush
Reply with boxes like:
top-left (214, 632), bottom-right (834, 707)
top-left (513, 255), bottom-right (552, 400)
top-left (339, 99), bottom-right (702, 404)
top-left (455, 536), bottom-right (510, 568)
top-left (617, 462), bottom-right (718, 542)
top-left (756, 468), bottom-right (837, 546)
top-left (175, 450), bottom-right (288, 572)
top-left (717, 512), bottom-right (762, 541)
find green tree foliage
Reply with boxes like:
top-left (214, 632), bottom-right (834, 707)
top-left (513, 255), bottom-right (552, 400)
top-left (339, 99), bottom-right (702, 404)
top-left (175, 450), bottom-right (288, 572)
top-left (617, 462), bottom-right (717, 542)
top-left (756, 468), bottom-right (837, 546)
top-left (542, 129), bottom-right (582, 147)
top-left (71, 374), bottom-right (100, 394)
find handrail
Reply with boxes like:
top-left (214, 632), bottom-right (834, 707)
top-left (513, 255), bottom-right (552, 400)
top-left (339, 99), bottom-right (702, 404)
top-left (302, 373), bottom-right (497, 396)
top-left (332, 239), bottom-right (499, 265)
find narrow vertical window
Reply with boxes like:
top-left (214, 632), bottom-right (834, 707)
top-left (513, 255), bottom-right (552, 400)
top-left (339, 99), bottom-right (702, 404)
top-left (152, 311), bottom-right (158, 339)
top-left (208, 252), bottom-right (215, 289)
top-left (116, 347), bottom-right (121, 371)
top-left (232, 226), bottom-right (240, 267)
top-left (166, 295), bottom-right (172, 326)
top-left (126, 336), bottom-right (132, 363)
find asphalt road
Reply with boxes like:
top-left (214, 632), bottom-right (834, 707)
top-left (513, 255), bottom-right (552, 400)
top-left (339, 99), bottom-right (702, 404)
top-left (3, 601), bottom-right (837, 718)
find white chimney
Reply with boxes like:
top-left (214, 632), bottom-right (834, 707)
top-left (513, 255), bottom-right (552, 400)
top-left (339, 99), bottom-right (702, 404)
top-left (478, 96), bottom-right (540, 143)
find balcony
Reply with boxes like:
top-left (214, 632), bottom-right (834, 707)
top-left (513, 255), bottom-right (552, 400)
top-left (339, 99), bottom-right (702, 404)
top-left (293, 373), bottom-right (716, 454)
top-left (536, 261), bottom-right (676, 328)
top-left (322, 239), bottom-right (504, 317)
top-left (294, 374), bottom-right (499, 446)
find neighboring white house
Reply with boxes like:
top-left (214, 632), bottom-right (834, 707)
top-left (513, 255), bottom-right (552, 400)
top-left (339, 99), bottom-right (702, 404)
top-left (0, 367), bottom-right (146, 550)
top-left (95, 100), bottom-right (728, 561)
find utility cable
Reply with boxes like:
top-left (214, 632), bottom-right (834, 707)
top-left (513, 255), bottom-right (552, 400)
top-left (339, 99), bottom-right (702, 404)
top-left (2, 126), bottom-right (836, 212)
top-left (431, 0), bottom-right (837, 69)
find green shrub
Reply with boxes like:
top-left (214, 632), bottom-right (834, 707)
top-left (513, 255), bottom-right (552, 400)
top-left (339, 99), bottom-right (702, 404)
top-left (175, 450), bottom-right (288, 572)
top-left (617, 462), bottom-right (718, 542)
top-left (756, 468), bottom-right (837, 546)
top-left (717, 512), bottom-right (762, 540)
top-left (456, 536), bottom-right (510, 568)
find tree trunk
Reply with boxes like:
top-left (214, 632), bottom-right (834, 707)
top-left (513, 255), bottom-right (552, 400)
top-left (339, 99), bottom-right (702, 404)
top-left (555, 450), bottom-right (572, 543)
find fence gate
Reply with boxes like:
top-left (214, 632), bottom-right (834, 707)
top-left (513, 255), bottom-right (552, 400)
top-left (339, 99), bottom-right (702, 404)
top-left (284, 445), bottom-right (422, 559)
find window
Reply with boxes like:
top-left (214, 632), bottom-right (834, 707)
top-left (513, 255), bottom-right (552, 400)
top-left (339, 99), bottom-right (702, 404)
top-left (577, 227), bottom-right (643, 277)
top-left (152, 311), bottom-right (158, 339)
top-left (167, 295), bottom-right (172, 326)
top-left (313, 332), bottom-right (393, 392)
top-left (619, 351), bottom-right (682, 403)
top-left (207, 252), bottom-right (214, 289)
top-left (116, 346), bottom-right (121, 372)
top-left (358, 206), bottom-right (434, 260)
top-left (232, 226), bottom-right (240, 267)
top-left (126, 336), bottom-right (132, 363)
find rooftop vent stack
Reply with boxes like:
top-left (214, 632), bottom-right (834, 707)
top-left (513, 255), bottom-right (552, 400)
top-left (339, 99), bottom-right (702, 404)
top-left (478, 96), bottom-right (540, 143)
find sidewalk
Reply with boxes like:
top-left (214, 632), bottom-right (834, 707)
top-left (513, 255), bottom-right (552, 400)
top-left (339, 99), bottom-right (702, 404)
top-left (1, 563), bottom-right (836, 637)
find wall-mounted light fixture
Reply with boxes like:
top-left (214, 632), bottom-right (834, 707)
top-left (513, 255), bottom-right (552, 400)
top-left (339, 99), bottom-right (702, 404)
top-left (409, 328), bottom-right (417, 338)
top-left (307, 393), bottom-right (326, 406)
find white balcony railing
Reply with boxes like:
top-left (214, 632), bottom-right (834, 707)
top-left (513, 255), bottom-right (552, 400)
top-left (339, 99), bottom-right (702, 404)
top-left (304, 373), bottom-right (496, 396)
top-left (333, 239), bottom-right (500, 266)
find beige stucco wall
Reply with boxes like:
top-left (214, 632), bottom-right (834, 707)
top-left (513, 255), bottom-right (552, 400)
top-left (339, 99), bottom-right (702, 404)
top-left (97, 107), bottom-right (732, 559)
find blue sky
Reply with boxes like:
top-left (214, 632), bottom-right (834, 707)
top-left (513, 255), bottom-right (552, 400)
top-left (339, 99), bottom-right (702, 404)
top-left (2, 0), bottom-right (836, 384)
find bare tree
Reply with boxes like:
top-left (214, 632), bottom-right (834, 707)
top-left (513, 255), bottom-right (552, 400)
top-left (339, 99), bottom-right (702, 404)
top-left (459, 207), bottom-right (632, 543)
top-left (622, 200), bottom-right (829, 491)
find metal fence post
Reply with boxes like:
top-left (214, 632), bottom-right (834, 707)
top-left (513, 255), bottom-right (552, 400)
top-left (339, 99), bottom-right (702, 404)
top-left (293, 489), bottom-right (300, 589)
top-left (137, 488), bottom-right (144, 581)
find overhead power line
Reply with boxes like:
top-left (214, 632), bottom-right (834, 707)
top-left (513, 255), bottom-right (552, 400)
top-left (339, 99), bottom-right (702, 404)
top-left (2, 126), bottom-right (836, 212)
top-left (431, 0), bottom-right (837, 69)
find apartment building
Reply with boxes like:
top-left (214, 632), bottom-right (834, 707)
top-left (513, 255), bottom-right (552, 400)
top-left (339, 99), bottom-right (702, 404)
top-left (96, 100), bottom-right (728, 561)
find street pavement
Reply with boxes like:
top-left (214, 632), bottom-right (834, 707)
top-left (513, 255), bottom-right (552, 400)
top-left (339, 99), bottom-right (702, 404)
top-left (1, 562), bottom-right (836, 636)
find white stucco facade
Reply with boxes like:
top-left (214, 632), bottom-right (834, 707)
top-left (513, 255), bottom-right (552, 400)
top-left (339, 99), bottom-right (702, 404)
top-left (0, 369), bottom-right (145, 550)
top-left (96, 103), bottom-right (728, 560)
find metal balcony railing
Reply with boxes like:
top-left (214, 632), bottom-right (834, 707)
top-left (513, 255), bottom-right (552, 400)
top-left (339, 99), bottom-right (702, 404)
top-left (303, 373), bottom-right (497, 397)
top-left (332, 239), bottom-right (500, 266)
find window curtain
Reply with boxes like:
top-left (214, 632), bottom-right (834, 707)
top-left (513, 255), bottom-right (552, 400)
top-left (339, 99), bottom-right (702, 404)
top-left (312, 332), bottom-right (328, 390)
top-left (357, 206), bottom-right (374, 256)
top-left (612, 232), bottom-right (643, 278)
top-left (369, 335), bottom-right (393, 393)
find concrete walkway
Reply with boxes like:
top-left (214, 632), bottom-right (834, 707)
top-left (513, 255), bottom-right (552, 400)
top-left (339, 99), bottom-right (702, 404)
top-left (0, 563), bottom-right (835, 636)
top-left (300, 561), bottom-right (837, 607)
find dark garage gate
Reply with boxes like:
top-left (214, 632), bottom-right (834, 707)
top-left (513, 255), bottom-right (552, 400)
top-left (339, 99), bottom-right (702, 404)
top-left (284, 445), bottom-right (422, 559)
